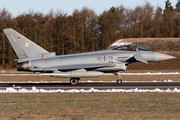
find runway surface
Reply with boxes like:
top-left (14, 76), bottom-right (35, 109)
top-left (0, 82), bottom-right (180, 90)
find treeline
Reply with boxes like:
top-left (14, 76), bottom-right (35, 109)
top-left (0, 1), bottom-right (179, 68)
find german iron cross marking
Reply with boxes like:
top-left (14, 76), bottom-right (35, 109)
top-left (102, 56), bottom-right (107, 61)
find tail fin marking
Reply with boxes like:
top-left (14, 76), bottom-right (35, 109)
top-left (3, 28), bottom-right (49, 59)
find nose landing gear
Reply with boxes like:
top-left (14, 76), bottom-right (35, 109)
top-left (115, 72), bottom-right (123, 85)
top-left (117, 79), bottom-right (122, 84)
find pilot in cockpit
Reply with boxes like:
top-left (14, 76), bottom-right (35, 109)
top-left (132, 46), bottom-right (138, 51)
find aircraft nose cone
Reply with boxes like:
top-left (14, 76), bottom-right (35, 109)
top-left (154, 52), bottom-right (176, 61)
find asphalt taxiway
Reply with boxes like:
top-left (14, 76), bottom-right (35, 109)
top-left (0, 82), bottom-right (180, 90)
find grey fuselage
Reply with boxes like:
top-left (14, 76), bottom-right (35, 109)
top-left (18, 47), bottom-right (155, 73)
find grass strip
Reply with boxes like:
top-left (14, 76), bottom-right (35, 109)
top-left (0, 93), bottom-right (180, 119)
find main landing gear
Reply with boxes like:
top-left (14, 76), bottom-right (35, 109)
top-left (115, 72), bottom-right (122, 85)
top-left (70, 78), bottom-right (80, 85)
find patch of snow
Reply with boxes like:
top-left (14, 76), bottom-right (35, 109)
top-left (118, 72), bottom-right (180, 75)
top-left (0, 72), bottom-right (180, 76)
top-left (1, 87), bottom-right (180, 93)
top-left (168, 79), bottom-right (173, 82)
top-left (163, 79), bottom-right (173, 82)
top-left (111, 39), bottom-right (132, 47)
top-left (87, 80), bottom-right (93, 82)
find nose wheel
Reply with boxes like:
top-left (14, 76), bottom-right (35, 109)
top-left (70, 78), bottom-right (80, 85)
top-left (115, 72), bottom-right (123, 85)
top-left (117, 79), bottom-right (122, 84)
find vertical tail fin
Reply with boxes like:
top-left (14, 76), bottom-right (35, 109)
top-left (3, 28), bottom-right (49, 59)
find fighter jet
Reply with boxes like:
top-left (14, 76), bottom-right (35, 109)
top-left (3, 28), bottom-right (175, 85)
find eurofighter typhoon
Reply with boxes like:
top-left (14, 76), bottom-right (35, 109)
top-left (3, 28), bottom-right (175, 85)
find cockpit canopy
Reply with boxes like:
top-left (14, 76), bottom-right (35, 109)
top-left (110, 44), bottom-right (151, 51)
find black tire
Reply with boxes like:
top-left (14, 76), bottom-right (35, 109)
top-left (70, 78), bottom-right (78, 85)
top-left (117, 79), bottom-right (122, 85)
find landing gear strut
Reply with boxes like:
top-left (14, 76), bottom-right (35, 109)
top-left (115, 72), bottom-right (122, 85)
top-left (70, 78), bottom-right (80, 85)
